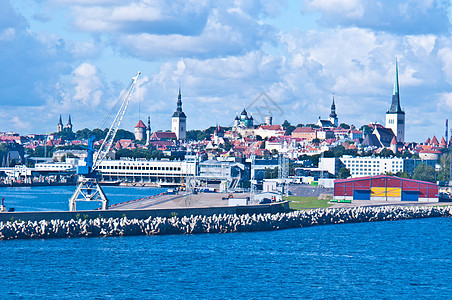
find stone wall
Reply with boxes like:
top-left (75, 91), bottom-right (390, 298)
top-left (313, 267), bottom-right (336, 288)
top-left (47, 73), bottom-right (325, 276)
top-left (0, 205), bottom-right (450, 240)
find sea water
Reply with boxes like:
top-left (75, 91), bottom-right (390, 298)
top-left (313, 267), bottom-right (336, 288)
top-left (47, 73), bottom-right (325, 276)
top-left (0, 185), bottom-right (167, 211)
top-left (0, 187), bottom-right (450, 298)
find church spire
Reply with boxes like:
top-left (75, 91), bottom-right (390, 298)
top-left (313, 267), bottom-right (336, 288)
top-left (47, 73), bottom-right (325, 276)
top-left (329, 96), bottom-right (337, 118)
top-left (172, 86), bottom-right (186, 118)
top-left (388, 59), bottom-right (404, 113)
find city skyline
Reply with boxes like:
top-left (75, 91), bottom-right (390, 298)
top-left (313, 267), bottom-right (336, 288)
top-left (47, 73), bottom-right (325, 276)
top-left (1, 1), bottom-right (452, 142)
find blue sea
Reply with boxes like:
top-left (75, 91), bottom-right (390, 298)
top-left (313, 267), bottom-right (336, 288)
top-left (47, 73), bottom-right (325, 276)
top-left (0, 185), bottom-right (167, 211)
top-left (0, 186), bottom-right (451, 299)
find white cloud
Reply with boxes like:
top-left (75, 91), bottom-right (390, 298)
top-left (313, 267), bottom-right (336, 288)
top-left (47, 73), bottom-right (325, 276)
top-left (72, 63), bottom-right (103, 107)
top-left (0, 28), bottom-right (16, 41)
top-left (304, 0), bottom-right (364, 19)
top-left (302, 0), bottom-right (451, 34)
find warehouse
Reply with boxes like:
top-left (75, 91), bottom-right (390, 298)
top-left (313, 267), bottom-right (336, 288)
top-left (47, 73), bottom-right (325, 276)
top-left (334, 175), bottom-right (438, 202)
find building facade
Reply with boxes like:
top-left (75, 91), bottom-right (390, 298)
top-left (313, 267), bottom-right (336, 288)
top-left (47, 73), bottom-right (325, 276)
top-left (334, 175), bottom-right (438, 202)
top-left (97, 157), bottom-right (197, 184)
top-left (172, 88), bottom-right (187, 140)
top-left (385, 60), bottom-right (405, 143)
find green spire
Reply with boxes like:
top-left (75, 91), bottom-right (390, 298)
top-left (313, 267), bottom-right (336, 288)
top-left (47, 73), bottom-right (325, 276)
top-left (393, 58), bottom-right (399, 96)
top-left (387, 58), bottom-right (404, 114)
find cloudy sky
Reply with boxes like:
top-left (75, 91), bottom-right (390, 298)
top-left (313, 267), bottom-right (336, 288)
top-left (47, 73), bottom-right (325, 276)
top-left (1, 0), bottom-right (452, 142)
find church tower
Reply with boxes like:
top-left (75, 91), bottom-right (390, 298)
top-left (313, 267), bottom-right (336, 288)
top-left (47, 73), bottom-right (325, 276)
top-left (385, 59), bottom-right (405, 143)
top-left (57, 115), bottom-right (63, 133)
top-left (66, 115), bottom-right (73, 132)
top-left (328, 97), bottom-right (338, 127)
top-left (172, 87), bottom-right (186, 140)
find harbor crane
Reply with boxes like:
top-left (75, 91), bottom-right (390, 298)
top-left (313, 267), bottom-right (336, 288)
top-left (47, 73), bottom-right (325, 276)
top-left (69, 72), bottom-right (141, 211)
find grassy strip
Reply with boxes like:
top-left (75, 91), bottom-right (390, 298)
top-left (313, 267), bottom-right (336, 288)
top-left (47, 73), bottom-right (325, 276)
top-left (286, 196), bottom-right (333, 210)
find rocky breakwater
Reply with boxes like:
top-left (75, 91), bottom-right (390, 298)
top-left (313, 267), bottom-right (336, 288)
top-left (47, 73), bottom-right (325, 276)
top-left (1, 205), bottom-right (451, 240)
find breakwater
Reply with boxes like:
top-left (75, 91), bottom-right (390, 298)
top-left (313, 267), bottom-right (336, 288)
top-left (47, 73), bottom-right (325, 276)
top-left (1, 205), bottom-right (451, 240)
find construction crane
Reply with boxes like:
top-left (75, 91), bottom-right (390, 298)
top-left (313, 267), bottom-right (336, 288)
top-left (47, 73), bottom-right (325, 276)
top-left (69, 72), bottom-right (141, 211)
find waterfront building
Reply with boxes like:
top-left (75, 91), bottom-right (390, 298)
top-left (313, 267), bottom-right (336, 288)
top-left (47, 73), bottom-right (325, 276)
top-left (385, 60), bottom-right (405, 143)
top-left (334, 175), bottom-right (438, 202)
top-left (97, 157), bottom-right (197, 184)
top-left (198, 159), bottom-right (245, 185)
top-left (172, 87), bottom-right (187, 140)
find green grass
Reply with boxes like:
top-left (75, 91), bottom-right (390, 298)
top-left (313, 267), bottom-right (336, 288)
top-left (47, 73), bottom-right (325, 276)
top-left (286, 196), bottom-right (333, 210)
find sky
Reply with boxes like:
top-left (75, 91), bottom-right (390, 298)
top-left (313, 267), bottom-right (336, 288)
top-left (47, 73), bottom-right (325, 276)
top-left (1, 0), bottom-right (452, 142)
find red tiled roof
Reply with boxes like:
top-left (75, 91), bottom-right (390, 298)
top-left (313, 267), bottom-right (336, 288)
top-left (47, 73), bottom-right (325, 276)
top-left (135, 120), bottom-right (146, 128)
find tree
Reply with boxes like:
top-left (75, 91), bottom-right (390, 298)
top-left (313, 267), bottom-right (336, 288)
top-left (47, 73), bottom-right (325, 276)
top-left (360, 125), bottom-right (372, 135)
top-left (264, 167), bottom-right (278, 179)
top-left (437, 153), bottom-right (450, 182)
top-left (378, 148), bottom-right (395, 157)
top-left (338, 167), bottom-right (351, 179)
top-left (339, 123), bottom-right (350, 129)
top-left (115, 129), bottom-right (135, 141)
top-left (412, 164), bottom-right (436, 183)
top-left (282, 120), bottom-right (296, 135)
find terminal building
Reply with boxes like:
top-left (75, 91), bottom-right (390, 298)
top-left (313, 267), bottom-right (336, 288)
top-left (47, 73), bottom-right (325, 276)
top-left (334, 175), bottom-right (438, 202)
top-left (96, 156), bottom-right (197, 184)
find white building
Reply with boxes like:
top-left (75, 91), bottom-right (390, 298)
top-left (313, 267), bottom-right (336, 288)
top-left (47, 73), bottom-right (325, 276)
top-left (97, 157), bottom-right (197, 184)
top-left (320, 156), bottom-right (404, 178)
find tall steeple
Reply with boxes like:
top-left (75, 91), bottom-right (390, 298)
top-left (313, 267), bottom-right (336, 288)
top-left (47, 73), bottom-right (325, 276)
top-left (385, 59), bottom-right (405, 143)
top-left (66, 114), bottom-right (73, 132)
top-left (329, 97), bottom-right (337, 118)
top-left (57, 115), bottom-right (63, 133)
top-left (172, 86), bottom-right (186, 118)
top-left (328, 96), bottom-right (338, 127)
top-left (172, 86), bottom-right (187, 140)
top-left (388, 59), bottom-right (404, 114)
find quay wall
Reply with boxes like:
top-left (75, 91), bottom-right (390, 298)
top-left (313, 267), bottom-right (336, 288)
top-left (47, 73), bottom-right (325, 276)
top-left (0, 202), bottom-right (290, 223)
top-left (0, 205), bottom-right (451, 240)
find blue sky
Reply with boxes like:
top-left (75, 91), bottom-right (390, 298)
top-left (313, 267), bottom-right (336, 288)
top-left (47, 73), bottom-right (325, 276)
top-left (1, 0), bottom-right (452, 142)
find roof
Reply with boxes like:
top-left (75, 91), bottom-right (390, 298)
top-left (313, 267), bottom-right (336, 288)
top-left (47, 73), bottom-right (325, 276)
top-left (150, 132), bottom-right (177, 140)
top-left (135, 120), bottom-right (146, 128)
top-left (374, 127), bottom-right (395, 147)
top-left (361, 133), bottom-right (381, 148)
top-left (431, 136), bottom-right (439, 145)
top-left (257, 125), bottom-right (283, 131)
top-left (292, 127), bottom-right (315, 133)
top-left (318, 120), bottom-right (334, 127)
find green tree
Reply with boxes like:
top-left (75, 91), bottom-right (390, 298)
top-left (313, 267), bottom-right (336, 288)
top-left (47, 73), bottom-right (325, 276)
top-left (282, 120), bottom-right (296, 135)
top-left (378, 148), bottom-right (395, 157)
top-left (338, 167), bottom-right (351, 179)
top-left (412, 164), bottom-right (436, 183)
top-left (339, 123), bottom-right (350, 129)
top-left (360, 125), bottom-right (372, 135)
top-left (437, 153), bottom-right (450, 182)
top-left (264, 167), bottom-right (279, 179)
